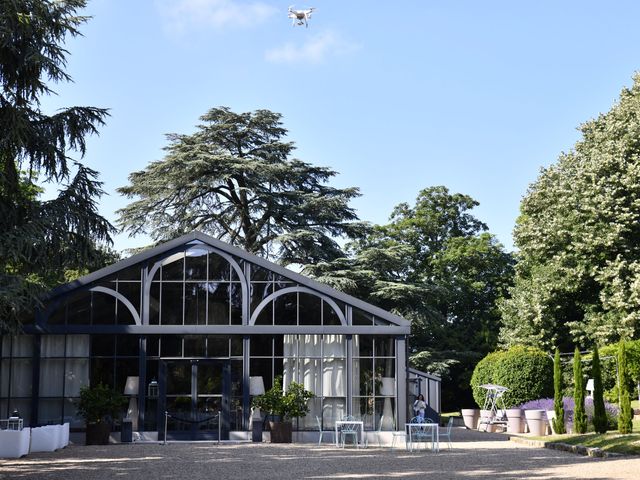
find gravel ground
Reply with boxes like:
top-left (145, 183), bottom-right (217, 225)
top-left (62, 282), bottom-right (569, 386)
top-left (2, 428), bottom-right (639, 480)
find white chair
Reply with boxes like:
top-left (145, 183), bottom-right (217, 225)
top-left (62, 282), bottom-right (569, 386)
top-left (390, 421), bottom-right (407, 450)
top-left (315, 416), bottom-right (334, 445)
top-left (440, 417), bottom-right (453, 450)
top-left (364, 415), bottom-right (384, 448)
top-left (340, 415), bottom-right (359, 448)
top-left (408, 416), bottom-right (432, 452)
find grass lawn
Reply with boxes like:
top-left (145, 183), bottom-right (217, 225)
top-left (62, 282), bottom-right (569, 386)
top-left (529, 418), bottom-right (640, 455)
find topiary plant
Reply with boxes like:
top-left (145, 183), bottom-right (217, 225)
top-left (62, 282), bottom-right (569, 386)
top-left (592, 345), bottom-right (608, 434)
top-left (618, 341), bottom-right (633, 434)
top-left (470, 346), bottom-right (553, 408)
top-left (573, 347), bottom-right (587, 434)
top-left (552, 348), bottom-right (566, 434)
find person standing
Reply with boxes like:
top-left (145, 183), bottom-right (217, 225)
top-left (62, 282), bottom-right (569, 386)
top-left (413, 394), bottom-right (427, 420)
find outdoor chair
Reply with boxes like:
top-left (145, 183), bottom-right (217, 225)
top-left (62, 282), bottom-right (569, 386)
top-left (315, 416), bottom-right (334, 445)
top-left (364, 415), bottom-right (384, 448)
top-left (408, 416), bottom-right (433, 452)
top-left (339, 415), bottom-right (360, 448)
top-left (440, 417), bottom-right (453, 450)
top-left (390, 421), bottom-right (407, 450)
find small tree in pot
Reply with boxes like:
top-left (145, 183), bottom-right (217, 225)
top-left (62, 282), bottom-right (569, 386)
top-left (252, 376), bottom-right (315, 443)
top-left (77, 384), bottom-right (126, 445)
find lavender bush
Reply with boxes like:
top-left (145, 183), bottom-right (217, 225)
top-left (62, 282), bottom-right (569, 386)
top-left (517, 397), bottom-right (619, 431)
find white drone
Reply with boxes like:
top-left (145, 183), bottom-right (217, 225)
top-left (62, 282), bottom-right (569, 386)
top-left (288, 5), bottom-right (315, 28)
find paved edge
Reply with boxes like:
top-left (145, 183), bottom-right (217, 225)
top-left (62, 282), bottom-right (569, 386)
top-left (509, 436), bottom-right (626, 459)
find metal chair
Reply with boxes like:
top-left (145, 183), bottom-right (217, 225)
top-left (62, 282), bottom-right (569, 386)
top-left (316, 416), bottom-right (334, 445)
top-left (364, 415), bottom-right (385, 448)
top-left (390, 420), bottom-right (407, 450)
top-left (340, 415), bottom-right (359, 448)
top-left (439, 417), bottom-right (453, 450)
top-left (408, 416), bottom-right (432, 452)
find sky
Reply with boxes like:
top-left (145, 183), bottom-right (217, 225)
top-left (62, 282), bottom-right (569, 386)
top-left (40, 0), bottom-right (640, 254)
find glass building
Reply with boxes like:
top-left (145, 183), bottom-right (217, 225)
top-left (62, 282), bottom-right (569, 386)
top-left (0, 232), bottom-right (433, 441)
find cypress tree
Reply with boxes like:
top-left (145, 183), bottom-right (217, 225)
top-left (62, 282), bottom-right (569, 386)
top-left (592, 345), bottom-right (608, 434)
top-left (618, 341), bottom-right (633, 434)
top-left (552, 348), bottom-right (566, 434)
top-left (573, 348), bottom-right (587, 434)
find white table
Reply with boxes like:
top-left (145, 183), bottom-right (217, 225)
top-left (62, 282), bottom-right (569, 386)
top-left (406, 423), bottom-right (439, 452)
top-left (334, 421), bottom-right (364, 448)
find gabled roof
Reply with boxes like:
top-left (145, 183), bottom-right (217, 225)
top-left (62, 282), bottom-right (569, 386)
top-left (47, 231), bottom-right (410, 328)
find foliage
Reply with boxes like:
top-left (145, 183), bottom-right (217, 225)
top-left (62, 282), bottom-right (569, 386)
top-left (601, 340), bottom-right (640, 401)
top-left (573, 348), bottom-right (587, 434)
top-left (76, 384), bottom-right (125, 424)
top-left (117, 107), bottom-right (367, 265)
top-left (251, 376), bottom-right (315, 421)
top-left (592, 345), bottom-right (608, 434)
top-left (618, 341), bottom-right (633, 433)
top-left (306, 187), bottom-right (514, 410)
top-left (552, 348), bottom-right (566, 433)
top-left (500, 74), bottom-right (640, 350)
top-left (0, 0), bottom-right (114, 332)
top-left (470, 346), bottom-right (553, 408)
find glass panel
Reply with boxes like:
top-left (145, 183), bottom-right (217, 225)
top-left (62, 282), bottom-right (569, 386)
top-left (146, 336), bottom-right (160, 357)
top-left (230, 283), bottom-right (242, 325)
top-left (63, 397), bottom-right (85, 428)
top-left (39, 359), bottom-right (64, 396)
top-left (208, 253), bottom-right (230, 281)
top-left (66, 335), bottom-right (90, 357)
top-left (197, 363), bottom-right (221, 395)
top-left (352, 398), bottom-right (374, 430)
top-left (322, 398), bottom-right (346, 428)
top-left (150, 282), bottom-right (160, 325)
top-left (355, 335), bottom-right (373, 357)
top-left (250, 335), bottom-right (272, 356)
top-left (355, 358), bottom-right (374, 399)
top-left (90, 358), bottom-right (114, 388)
top-left (161, 336), bottom-right (182, 357)
top-left (230, 336), bottom-right (243, 357)
top-left (9, 359), bottom-right (32, 397)
top-left (91, 291), bottom-right (115, 325)
top-left (117, 264), bottom-right (141, 281)
top-left (0, 360), bottom-right (8, 397)
top-left (116, 335), bottom-right (139, 356)
top-left (41, 336), bottom-right (65, 357)
top-left (231, 361), bottom-right (243, 397)
top-left (323, 300), bottom-right (342, 325)
top-left (249, 358), bottom-right (272, 391)
top-left (323, 335), bottom-right (345, 357)
top-left (184, 336), bottom-right (205, 357)
top-left (12, 336), bottom-right (33, 357)
top-left (298, 293), bottom-right (322, 325)
top-left (250, 282), bottom-right (272, 317)
top-left (250, 264), bottom-right (290, 283)
top-left (91, 335), bottom-right (115, 356)
top-left (167, 363), bottom-right (191, 395)
top-left (302, 398), bottom-right (322, 430)
top-left (229, 397), bottom-right (243, 431)
top-left (117, 282), bottom-right (141, 317)
top-left (352, 308), bottom-right (373, 326)
top-left (185, 248), bottom-right (208, 280)
top-left (375, 397), bottom-right (396, 430)
top-left (375, 337), bottom-right (396, 357)
top-left (64, 291), bottom-right (91, 325)
top-left (375, 359), bottom-right (396, 395)
top-left (38, 399), bottom-right (63, 425)
top-left (115, 359), bottom-right (138, 394)
top-left (1, 337), bottom-right (9, 357)
top-left (208, 283), bottom-right (230, 325)
top-left (184, 283), bottom-right (207, 325)
top-left (65, 358), bottom-right (89, 396)
top-left (161, 283), bottom-right (183, 325)
top-left (274, 335), bottom-right (284, 357)
top-left (373, 315), bottom-right (392, 326)
top-left (47, 305), bottom-right (65, 325)
top-left (322, 358), bottom-right (345, 397)
top-left (254, 301), bottom-right (273, 325)
top-left (274, 292), bottom-right (297, 325)
top-left (162, 256), bottom-right (184, 281)
top-left (207, 336), bottom-right (229, 357)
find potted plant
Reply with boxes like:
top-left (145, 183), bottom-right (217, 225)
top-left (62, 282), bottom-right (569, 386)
top-left (252, 376), bottom-right (315, 443)
top-left (77, 384), bottom-right (126, 445)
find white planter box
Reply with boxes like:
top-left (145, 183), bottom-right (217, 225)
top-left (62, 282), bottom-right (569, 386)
top-left (0, 428), bottom-right (31, 458)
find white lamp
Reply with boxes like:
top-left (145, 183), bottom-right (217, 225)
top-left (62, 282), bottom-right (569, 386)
top-left (124, 376), bottom-right (139, 431)
top-left (249, 376), bottom-right (265, 441)
top-left (250, 376), bottom-right (265, 396)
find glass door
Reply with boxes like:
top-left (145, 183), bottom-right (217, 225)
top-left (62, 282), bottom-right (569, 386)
top-left (159, 359), bottom-right (230, 440)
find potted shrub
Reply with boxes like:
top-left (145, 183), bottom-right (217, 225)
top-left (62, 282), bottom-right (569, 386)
top-left (252, 376), bottom-right (315, 443)
top-left (76, 384), bottom-right (126, 445)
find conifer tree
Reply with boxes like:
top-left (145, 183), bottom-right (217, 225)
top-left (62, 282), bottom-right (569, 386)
top-left (592, 345), bottom-right (608, 434)
top-left (552, 347), bottom-right (566, 434)
top-left (573, 347), bottom-right (587, 434)
top-left (618, 341), bottom-right (633, 433)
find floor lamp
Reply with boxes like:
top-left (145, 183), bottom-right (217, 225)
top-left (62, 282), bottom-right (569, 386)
top-left (250, 376), bottom-right (265, 442)
top-left (124, 376), bottom-right (139, 431)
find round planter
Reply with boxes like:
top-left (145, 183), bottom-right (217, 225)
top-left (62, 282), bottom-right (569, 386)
top-left (461, 409), bottom-right (480, 430)
top-left (524, 409), bottom-right (547, 436)
top-left (506, 408), bottom-right (523, 434)
top-left (479, 409), bottom-right (495, 431)
top-left (86, 421), bottom-right (111, 445)
top-left (268, 421), bottom-right (292, 443)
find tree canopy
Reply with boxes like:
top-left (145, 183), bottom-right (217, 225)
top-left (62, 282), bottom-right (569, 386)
top-left (0, 0), bottom-right (114, 332)
top-left (500, 74), bottom-right (640, 350)
top-left (117, 107), bottom-right (367, 265)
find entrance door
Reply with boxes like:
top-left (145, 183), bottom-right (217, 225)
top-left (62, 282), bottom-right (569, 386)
top-left (159, 359), bottom-right (231, 440)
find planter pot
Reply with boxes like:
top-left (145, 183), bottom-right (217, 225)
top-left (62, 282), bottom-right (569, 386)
top-left (479, 409), bottom-right (494, 431)
top-left (506, 408), bottom-right (523, 434)
top-left (524, 410), bottom-right (547, 436)
top-left (86, 422), bottom-right (111, 445)
top-left (461, 409), bottom-right (480, 430)
top-left (268, 421), bottom-right (292, 443)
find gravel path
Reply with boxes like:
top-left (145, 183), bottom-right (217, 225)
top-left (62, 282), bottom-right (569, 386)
top-left (2, 428), bottom-right (639, 480)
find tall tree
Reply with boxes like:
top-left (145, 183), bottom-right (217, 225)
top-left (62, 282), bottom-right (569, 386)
top-left (501, 74), bottom-right (640, 350)
top-left (618, 341), bottom-right (633, 434)
top-left (573, 347), bottom-right (587, 434)
top-left (592, 345), bottom-right (608, 434)
top-left (117, 107), bottom-right (366, 265)
top-left (552, 348), bottom-right (566, 434)
top-left (0, 0), bottom-right (114, 331)
top-left (306, 186), bottom-right (514, 409)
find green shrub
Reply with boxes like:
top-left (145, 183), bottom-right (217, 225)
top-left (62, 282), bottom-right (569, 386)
top-left (470, 346), bottom-right (553, 408)
top-left (592, 345), bottom-right (608, 434)
top-left (573, 347), bottom-right (587, 434)
top-left (618, 341), bottom-right (633, 434)
top-left (601, 339), bottom-right (640, 402)
top-left (553, 348), bottom-right (566, 434)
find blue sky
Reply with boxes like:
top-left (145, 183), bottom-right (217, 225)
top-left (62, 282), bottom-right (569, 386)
top-left (42, 0), bottom-right (640, 253)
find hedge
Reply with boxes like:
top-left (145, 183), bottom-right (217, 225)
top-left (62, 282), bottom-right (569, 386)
top-left (470, 346), bottom-right (553, 408)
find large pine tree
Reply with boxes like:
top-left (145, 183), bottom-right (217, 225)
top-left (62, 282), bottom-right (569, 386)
top-left (117, 107), bottom-right (367, 265)
top-left (0, 0), bottom-right (114, 332)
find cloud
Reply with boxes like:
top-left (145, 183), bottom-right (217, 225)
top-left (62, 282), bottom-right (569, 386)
top-left (156, 0), bottom-right (276, 32)
top-left (265, 30), bottom-right (361, 65)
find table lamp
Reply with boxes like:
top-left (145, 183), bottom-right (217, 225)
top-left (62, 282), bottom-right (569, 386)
top-left (124, 376), bottom-right (139, 431)
top-left (249, 376), bottom-right (265, 442)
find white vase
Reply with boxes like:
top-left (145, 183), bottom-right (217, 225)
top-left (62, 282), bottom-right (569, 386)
top-left (461, 409), bottom-right (480, 430)
top-left (506, 408), bottom-right (523, 434)
top-left (524, 409), bottom-right (547, 436)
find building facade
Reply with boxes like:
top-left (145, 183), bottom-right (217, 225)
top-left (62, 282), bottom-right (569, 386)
top-left (1, 232), bottom-right (438, 440)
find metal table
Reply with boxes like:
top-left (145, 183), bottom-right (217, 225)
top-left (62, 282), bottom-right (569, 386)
top-left (406, 422), bottom-right (439, 452)
top-left (334, 420), bottom-right (364, 448)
